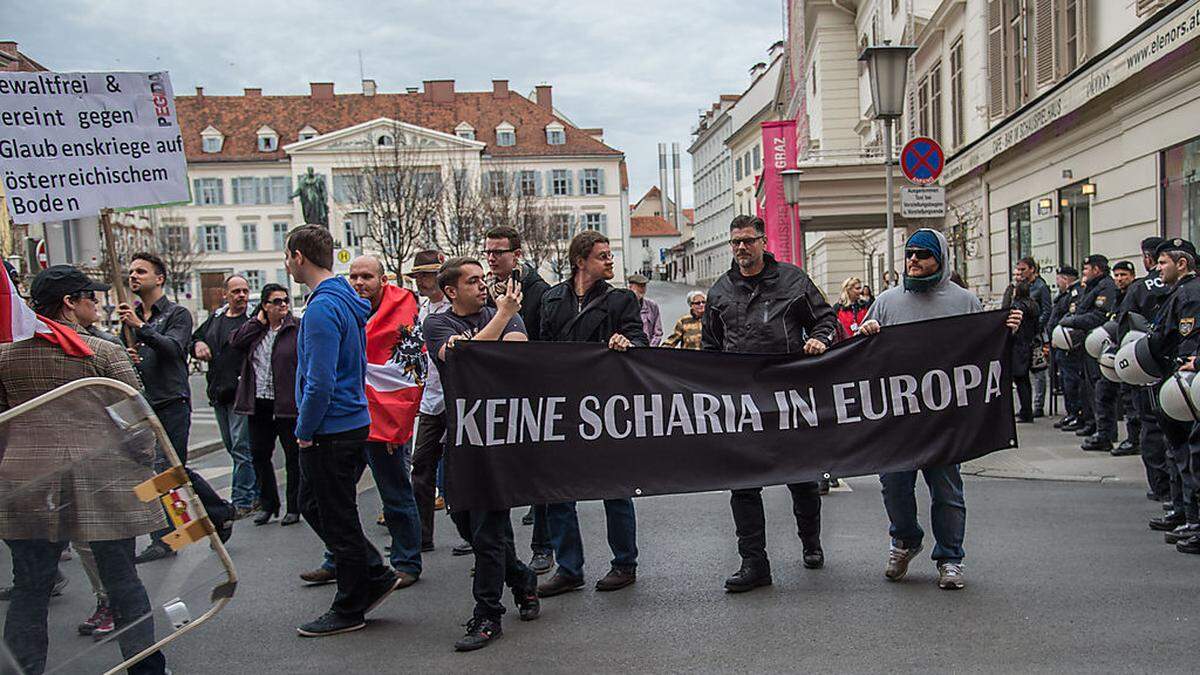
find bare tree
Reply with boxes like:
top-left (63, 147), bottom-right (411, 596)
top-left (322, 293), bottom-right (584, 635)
top-left (842, 229), bottom-right (879, 282)
top-left (477, 164), bottom-right (564, 278)
top-left (438, 159), bottom-right (487, 257)
top-left (945, 198), bottom-right (983, 280)
top-left (148, 210), bottom-right (207, 302)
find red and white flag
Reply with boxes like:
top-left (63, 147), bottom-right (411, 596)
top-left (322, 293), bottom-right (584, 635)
top-left (0, 264), bottom-right (93, 357)
top-left (364, 284), bottom-right (424, 444)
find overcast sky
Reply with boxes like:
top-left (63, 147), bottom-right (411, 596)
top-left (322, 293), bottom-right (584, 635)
top-left (9, 0), bottom-right (787, 208)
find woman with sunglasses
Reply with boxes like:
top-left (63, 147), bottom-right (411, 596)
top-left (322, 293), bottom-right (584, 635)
top-left (663, 291), bottom-right (706, 349)
top-left (230, 283), bottom-right (303, 526)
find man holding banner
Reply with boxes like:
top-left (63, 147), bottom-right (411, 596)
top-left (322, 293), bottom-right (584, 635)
top-left (860, 229), bottom-right (1022, 590)
top-left (702, 214), bottom-right (839, 593)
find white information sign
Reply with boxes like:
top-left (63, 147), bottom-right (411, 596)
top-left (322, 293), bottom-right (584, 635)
top-left (0, 71), bottom-right (189, 221)
top-left (901, 186), bottom-right (946, 218)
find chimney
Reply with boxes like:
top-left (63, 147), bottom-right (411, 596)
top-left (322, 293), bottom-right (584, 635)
top-left (492, 79), bottom-right (509, 98)
top-left (244, 87), bottom-right (262, 97)
top-left (0, 42), bottom-right (17, 57)
top-left (423, 80), bottom-right (455, 104)
top-left (362, 79), bottom-right (376, 96)
top-left (195, 86), bottom-right (204, 97)
top-left (658, 143), bottom-right (670, 219)
top-left (672, 142), bottom-right (684, 233)
top-left (310, 82), bottom-right (334, 100)
top-left (535, 84), bottom-right (553, 110)
top-left (581, 127), bottom-right (604, 143)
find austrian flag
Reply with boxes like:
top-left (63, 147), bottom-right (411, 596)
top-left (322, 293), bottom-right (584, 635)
top-left (364, 283), bottom-right (425, 444)
top-left (0, 263), bottom-right (93, 357)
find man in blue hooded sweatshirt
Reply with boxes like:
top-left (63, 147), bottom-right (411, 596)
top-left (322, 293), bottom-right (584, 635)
top-left (859, 229), bottom-right (1022, 591)
top-left (285, 225), bottom-right (403, 637)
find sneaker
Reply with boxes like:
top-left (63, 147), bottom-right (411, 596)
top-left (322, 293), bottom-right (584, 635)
top-left (595, 566), bottom-right (636, 592)
top-left (723, 564), bottom-right (772, 593)
top-left (514, 588), bottom-right (540, 621)
top-left (78, 600), bottom-right (109, 635)
top-left (1176, 534), bottom-right (1200, 554)
top-left (134, 542), bottom-right (175, 564)
top-left (537, 571), bottom-right (585, 597)
top-left (802, 544), bottom-right (825, 570)
top-left (529, 551), bottom-right (555, 575)
top-left (364, 572), bottom-right (404, 615)
top-left (884, 543), bottom-right (922, 581)
top-left (90, 605), bottom-right (116, 640)
top-left (452, 542), bottom-right (474, 556)
top-left (521, 509), bottom-right (535, 526)
top-left (1165, 523), bottom-right (1200, 545)
top-left (296, 611), bottom-right (366, 637)
top-left (299, 567), bottom-right (336, 586)
top-left (937, 562), bottom-right (965, 590)
top-left (434, 495), bottom-right (445, 511)
top-left (454, 616), bottom-right (502, 652)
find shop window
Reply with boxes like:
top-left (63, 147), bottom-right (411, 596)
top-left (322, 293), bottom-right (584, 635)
top-left (1008, 202), bottom-right (1031, 272)
top-left (1058, 181), bottom-right (1091, 270)
top-left (1162, 135), bottom-right (1200, 243)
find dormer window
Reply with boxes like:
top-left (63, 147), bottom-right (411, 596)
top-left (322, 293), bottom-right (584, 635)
top-left (495, 122), bottom-right (515, 147)
top-left (298, 125), bottom-right (318, 141)
top-left (377, 134), bottom-right (394, 147)
top-left (201, 126), bottom-right (224, 153)
top-left (546, 122), bottom-right (565, 146)
top-left (257, 126), bottom-right (278, 152)
top-left (455, 122), bottom-right (476, 140)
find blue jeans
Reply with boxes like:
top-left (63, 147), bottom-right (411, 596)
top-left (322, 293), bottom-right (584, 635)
top-left (213, 402), bottom-right (258, 509)
top-left (879, 465), bottom-right (965, 564)
top-left (546, 498), bottom-right (637, 580)
top-left (323, 441), bottom-right (422, 576)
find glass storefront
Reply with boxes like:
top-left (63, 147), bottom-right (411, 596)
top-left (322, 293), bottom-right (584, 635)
top-left (1058, 182), bottom-right (1091, 270)
top-left (1162, 135), bottom-right (1200, 242)
top-left (1008, 201), bottom-right (1031, 271)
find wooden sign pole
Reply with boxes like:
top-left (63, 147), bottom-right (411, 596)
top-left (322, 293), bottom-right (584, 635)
top-left (99, 208), bottom-right (135, 345)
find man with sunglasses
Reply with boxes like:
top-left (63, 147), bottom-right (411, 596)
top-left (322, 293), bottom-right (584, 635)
top-left (859, 228), bottom-right (1023, 590)
top-left (702, 214), bottom-right (839, 593)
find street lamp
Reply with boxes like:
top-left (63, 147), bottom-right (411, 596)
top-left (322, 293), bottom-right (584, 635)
top-left (780, 169), bottom-right (803, 264)
top-left (348, 209), bottom-right (368, 248)
top-left (860, 43), bottom-right (916, 287)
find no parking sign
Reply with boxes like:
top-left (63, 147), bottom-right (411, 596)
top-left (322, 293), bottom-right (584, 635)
top-left (900, 137), bottom-right (944, 185)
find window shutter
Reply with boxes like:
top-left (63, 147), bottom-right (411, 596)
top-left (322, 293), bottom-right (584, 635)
top-left (600, 212), bottom-right (608, 230)
top-left (1076, 0), bottom-right (1088, 65)
top-left (597, 169), bottom-right (606, 195)
top-left (1034, 0), bottom-right (1057, 86)
top-left (546, 172), bottom-right (555, 196)
top-left (987, 0), bottom-right (1006, 118)
top-left (534, 170), bottom-right (543, 196)
top-left (568, 171), bottom-right (576, 196)
top-left (192, 179), bottom-right (201, 204)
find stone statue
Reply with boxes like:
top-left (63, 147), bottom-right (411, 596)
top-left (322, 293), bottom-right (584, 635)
top-left (292, 167), bottom-right (329, 226)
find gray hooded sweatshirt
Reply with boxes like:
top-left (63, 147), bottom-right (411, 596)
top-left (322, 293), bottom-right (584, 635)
top-left (865, 229), bottom-right (982, 327)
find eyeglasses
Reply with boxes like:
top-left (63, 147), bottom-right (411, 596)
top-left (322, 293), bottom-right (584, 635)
top-left (266, 298), bottom-right (290, 306)
top-left (905, 248), bottom-right (935, 261)
top-left (689, 300), bottom-right (706, 306)
top-left (71, 290), bottom-right (97, 302)
top-left (591, 252), bottom-right (615, 261)
top-left (482, 248), bottom-right (516, 258)
top-left (730, 236), bottom-right (764, 248)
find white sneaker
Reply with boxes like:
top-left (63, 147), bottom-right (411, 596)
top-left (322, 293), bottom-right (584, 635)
top-left (884, 543), bottom-right (922, 581)
top-left (937, 562), bottom-right (965, 590)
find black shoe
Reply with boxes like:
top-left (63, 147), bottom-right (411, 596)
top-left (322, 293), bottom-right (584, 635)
top-left (514, 589), bottom-right (540, 621)
top-left (454, 616), bottom-right (502, 652)
top-left (1053, 416), bottom-right (1073, 429)
top-left (1150, 511), bottom-right (1187, 531)
top-left (802, 546), bottom-right (825, 570)
top-left (724, 565), bottom-right (772, 593)
top-left (364, 572), bottom-right (403, 615)
top-left (452, 542), bottom-right (474, 556)
top-left (1074, 425), bottom-right (1097, 437)
top-left (253, 509), bottom-right (276, 526)
top-left (595, 566), bottom-right (636, 592)
top-left (296, 611), bottom-right (365, 637)
top-left (529, 551), bottom-right (554, 575)
top-left (1164, 501), bottom-right (1175, 511)
top-left (1016, 416), bottom-right (1034, 424)
top-left (281, 513), bottom-right (301, 526)
top-left (537, 572), bottom-right (584, 597)
top-left (420, 542), bottom-right (435, 553)
top-left (1165, 523), bottom-right (1200, 544)
top-left (134, 542), bottom-right (175, 564)
top-left (1176, 535), bottom-right (1200, 554)
top-left (1111, 440), bottom-right (1139, 457)
top-left (521, 507), bottom-right (535, 526)
top-left (818, 479), bottom-right (830, 495)
top-left (1081, 437), bottom-right (1112, 452)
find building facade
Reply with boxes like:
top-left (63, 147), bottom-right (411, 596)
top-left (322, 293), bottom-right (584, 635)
top-left (688, 95), bottom-right (739, 287)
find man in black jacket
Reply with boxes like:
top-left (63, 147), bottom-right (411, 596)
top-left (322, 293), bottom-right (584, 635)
top-left (536, 230), bottom-right (647, 598)
top-left (701, 215), bottom-right (839, 593)
top-left (191, 274), bottom-right (257, 518)
top-left (1058, 254), bottom-right (1119, 451)
top-left (1049, 267), bottom-right (1083, 429)
top-left (1014, 258), bottom-right (1052, 417)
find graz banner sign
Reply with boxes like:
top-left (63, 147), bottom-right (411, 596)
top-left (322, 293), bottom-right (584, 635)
top-left (442, 310), bottom-right (1016, 511)
top-left (0, 71), bottom-right (189, 221)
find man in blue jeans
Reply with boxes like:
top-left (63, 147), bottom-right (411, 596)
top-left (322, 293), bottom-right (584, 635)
top-left (859, 229), bottom-right (1023, 590)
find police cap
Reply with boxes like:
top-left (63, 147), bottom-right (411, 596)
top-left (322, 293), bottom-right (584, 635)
top-left (1083, 254), bottom-right (1109, 269)
top-left (1057, 265), bottom-right (1079, 278)
top-left (1112, 260), bottom-right (1135, 273)
top-left (1153, 238), bottom-right (1197, 259)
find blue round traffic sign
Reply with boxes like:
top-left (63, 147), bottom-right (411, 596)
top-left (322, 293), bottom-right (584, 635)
top-left (900, 137), bottom-right (944, 185)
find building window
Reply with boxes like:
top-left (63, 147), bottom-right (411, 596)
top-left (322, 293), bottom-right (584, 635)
top-left (1008, 0), bottom-right (1027, 109)
top-left (201, 134), bottom-right (223, 153)
top-left (333, 174), bottom-right (363, 203)
top-left (929, 61), bottom-right (943, 143)
top-left (1008, 202), bottom-right (1031, 271)
top-left (752, 145), bottom-right (761, 171)
top-left (546, 127), bottom-right (566, 145)
top-left (299, 126), bottom-right (318, 141)
top-left (377, 134), bottom-right (394, 147)
top-left (950, 39), bottom-right (965, 148)
top-left (1162, 135), bottom-right (1200, 243)
top-left (243, 270), bottom-right (264, 292)
top-left (201, 224), bottom-right (227, 252)
top-left (811, 62), bottom-right (817, 94)
top-left (917, 74), bottom-right (930, 138)
top-left (496, 130), bottom-right (516, 147)
top-left (193, 178), bottom-right (223, 205)
top-left (551, 169), bottom-right (571, 196)
top-left (258, 134), bottom-right (277, 152)
top-left (519, 171), bottom-right (537, 196)
top-left (551, 213), bottom-right (572, 240)
top-left (343, 219), bottom-right (361, 248)
top-left (417, 171), bottom-right (443, 199)
top-left (642, 238), bottom-right (650, 249)
top-left (1061, 0), bottom-right (1082, 72)
top-left (158, 225), bottom-right (189, 252)
top-left (458, 128), bottom-right (475, 140)
top-left (1058, 181), bottom-right (1092, 270)
top-left (582, 169), bottom-right (601, 195)
top-left (272, 222), bottom-right (289, 250)
top-left (583, 212), bottom-right (604, 229)
top-left (735, 158), bottom-right (743, 182)
top-left (891, 0), bottom-right (900, 14)
top-left (232, 177), bottom-right (259, 205)
top-left (241, 223), bottom-right (258, 251)
top-left (263, 176), bottom-right (290, 204)
top-left (487, 171), bottom-right (507, 197)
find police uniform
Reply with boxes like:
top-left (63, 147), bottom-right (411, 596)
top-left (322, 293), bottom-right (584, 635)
top-left (1058, 257), bottom-right (1119, 448)
top-left (1144, 238), bottom-right (1200, 537)
top-left (1050, 277), bottom-right (1085, 426)
top-left (1117, 251), bottom-right (1171, 494)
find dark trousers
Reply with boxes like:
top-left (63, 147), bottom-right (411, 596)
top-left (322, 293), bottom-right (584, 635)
top-left (247, 399), bottom-right (301, 516)
top-left (364, 441), bottom-right (422, 575)
top-left (1015, 373), bottom-right (1033, 420)
top-left (730, 482), bottom-right (821, 571)
top-left (152, 399), bottom-right (230, 542)
top-left (1086, 359), bottom-right (1119, 442)
top-left (546, 499), bottom-right (638, 579)
top-left (1058, 350), bottom-right (1084, 417)
top-left (298, 426), bottom-right (392, 619)
top-left (1159, 414), bottom-right (1196, 522)
top-left (411, 412), bottom-right (448, 548)
top-left (1120, 384), bottom-right (1141, 443)
top-left (1136, 387), bottom-right (1171, 498)
top-left (530, 504), bottom-right (552, 555)
top-left (465, 510), bottom-right (536, 621)
top-left (4, 538), bottom-right (166, 675)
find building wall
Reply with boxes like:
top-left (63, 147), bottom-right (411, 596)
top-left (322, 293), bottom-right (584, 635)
top-left (690, 113), bottom-right (735, 287)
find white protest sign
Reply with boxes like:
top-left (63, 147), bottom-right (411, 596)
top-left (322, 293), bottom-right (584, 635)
top-left (0, 71), bottom-right (189, 222)
top-left (901, 186), bottom-right (946, 219)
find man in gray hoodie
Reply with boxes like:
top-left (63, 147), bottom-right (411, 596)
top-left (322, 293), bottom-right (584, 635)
top-left (859, 229), bottom-right (1022, 591)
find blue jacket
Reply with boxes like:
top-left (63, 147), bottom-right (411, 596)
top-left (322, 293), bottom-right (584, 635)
top-left (294, 275), bottom-right (372, 441)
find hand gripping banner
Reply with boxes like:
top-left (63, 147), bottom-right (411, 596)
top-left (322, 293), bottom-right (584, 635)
top-left (442, 310), bottom-right (1016, 511)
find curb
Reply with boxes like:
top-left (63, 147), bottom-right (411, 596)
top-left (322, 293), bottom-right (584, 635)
top-left (188, 439), bottom-right (224, 461)
top-left (961, 467), bottom-right (1123, 484)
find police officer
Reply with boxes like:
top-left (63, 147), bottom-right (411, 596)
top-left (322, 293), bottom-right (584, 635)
top-left (1058, 255), bottom-right (1119, 451)
top-left (1142, 238), bottom-right (1200, 545)
top-left (1049, 267), bottom-right (1084, 430)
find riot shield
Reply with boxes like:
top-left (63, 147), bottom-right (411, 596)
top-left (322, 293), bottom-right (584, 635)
top-left (0, 378), bottom-right (236, 674)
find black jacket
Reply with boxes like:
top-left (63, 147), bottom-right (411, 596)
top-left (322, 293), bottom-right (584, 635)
top-left (191, 309), bottom-right (250, 405)
top-left (124, 295), bottom-right (193, 408)
top-left (229, 314), bottom-right (300, 418)
top-left (1031, 276), bottom-right (1052, 332)
top-left (701, 253), bottom-right (838, 354)
top-left (1059, 273), bottom-right (1119, 332)
top-left (539, 278), bottom-right (648, 346)
top-left (1048, 281), bottom-right (1080, 331)
top-left (1147, 274), bottom-right (1200, 370)
top-left (1118, 269), bottom-right (1169, 328)
top-left (487, 263), bottom-right (551, 341)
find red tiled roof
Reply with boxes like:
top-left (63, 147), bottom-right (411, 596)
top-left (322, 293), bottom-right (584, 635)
top-left (630, 215), bottom-right (680, 237)
top-left (175, 87), bottom-right (623, 163)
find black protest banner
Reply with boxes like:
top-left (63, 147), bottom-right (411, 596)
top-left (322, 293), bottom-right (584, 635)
top-left (441, 309), bottom-right (1015, 511)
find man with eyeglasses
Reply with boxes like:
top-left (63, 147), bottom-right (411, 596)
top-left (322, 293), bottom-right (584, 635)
top-left (702, 214), bottom-right (839, 593)
top-left (858, 228), bottom-right (1023, 590)
top-left (664, 291), bottom-right (706, 349)
top-left (480, 226), bottom-right (556, 574)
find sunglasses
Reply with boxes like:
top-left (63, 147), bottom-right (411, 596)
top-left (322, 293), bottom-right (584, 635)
top-left (730, 236), bottom-right (764, 248)
top-left (905, 248), bottom-right (935, 261)
top-left (690, 300), bottom-right (706, 306)
top-left (71, 290), bottom-right (97, 302)
top-left (265, 298), bottom-right (290, 306)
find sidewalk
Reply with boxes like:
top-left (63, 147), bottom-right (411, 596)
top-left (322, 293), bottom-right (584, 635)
top-left (965, 413), bottom-right (1148, 484)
